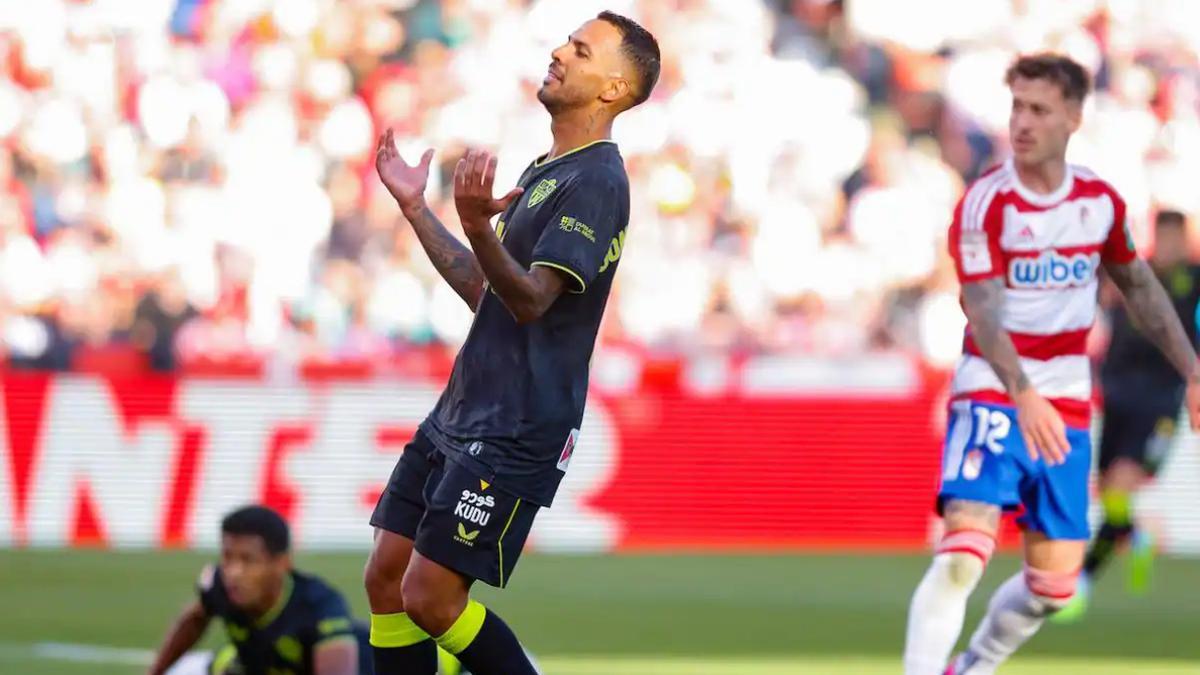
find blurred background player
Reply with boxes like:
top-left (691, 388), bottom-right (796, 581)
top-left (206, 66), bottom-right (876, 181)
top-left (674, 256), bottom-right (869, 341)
top-left (364, 11), bottom-right (659, 675)
top-left (904, 54), bottom-right (1200, 675)
top-left (147, 505), bottom-right (372, 675)
top-left (1053, 209), bottom-right (1200, 622)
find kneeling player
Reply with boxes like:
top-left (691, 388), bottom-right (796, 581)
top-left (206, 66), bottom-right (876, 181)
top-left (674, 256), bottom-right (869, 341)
top-left (147, 506), bottom-right (372, 675)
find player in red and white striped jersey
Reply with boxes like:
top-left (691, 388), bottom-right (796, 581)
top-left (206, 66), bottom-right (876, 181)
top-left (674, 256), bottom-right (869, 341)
top-left (948, 157), bottom-right (1134, 429)
top-left (904, 54), bottom-right (1200, 675)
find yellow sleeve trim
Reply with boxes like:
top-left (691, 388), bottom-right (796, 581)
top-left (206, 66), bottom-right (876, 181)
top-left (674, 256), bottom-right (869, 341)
top-left (531, 261), bottom-right (586, 294)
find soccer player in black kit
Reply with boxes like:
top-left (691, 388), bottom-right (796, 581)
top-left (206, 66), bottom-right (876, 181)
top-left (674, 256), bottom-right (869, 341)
top-left (1055, 209), bottom-right (1200, 622)
top-left (364, 11), bottom-right (660, 675)
top-left (148, 506), bottom-right (369, 675)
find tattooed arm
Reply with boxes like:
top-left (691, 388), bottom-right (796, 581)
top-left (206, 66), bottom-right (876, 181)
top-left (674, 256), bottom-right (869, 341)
top-left (375, 129), bottom-right (485, 310)
top-left (1105, 258), bottom-right (1198, 380)
top-left (402, 204), bottom-right (485, 309)
top-left (962, 278), bottom-right (1031, 397)
top-left (962, 278), bottom-right (1070, 463)
top-left (453, 150), bottom-right (566, 324)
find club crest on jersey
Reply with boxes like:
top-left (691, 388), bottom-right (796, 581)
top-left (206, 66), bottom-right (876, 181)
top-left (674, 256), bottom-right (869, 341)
top-left (960, 230), bottom-right (992, 275)
top-left (527, 178), bottom-right (558, 208)
top-left (962, 449), bottom-right (984, 481)
top-left (1009, 251), bottom-right (1100, 289)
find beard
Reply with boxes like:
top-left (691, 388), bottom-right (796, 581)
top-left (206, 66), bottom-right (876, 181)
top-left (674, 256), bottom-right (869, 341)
top-left (536, 86), bottom-right (563, 113)
top-left (537, 82), bottom-right (585, 114)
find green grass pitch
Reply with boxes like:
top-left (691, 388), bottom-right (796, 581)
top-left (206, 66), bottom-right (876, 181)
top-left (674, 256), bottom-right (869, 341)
top-left (0, 550), bottom-right (1196, 673)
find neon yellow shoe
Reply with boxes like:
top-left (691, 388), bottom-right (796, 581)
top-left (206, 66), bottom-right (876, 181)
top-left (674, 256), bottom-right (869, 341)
top-left (1128, 529), bottom-right (1155, 595)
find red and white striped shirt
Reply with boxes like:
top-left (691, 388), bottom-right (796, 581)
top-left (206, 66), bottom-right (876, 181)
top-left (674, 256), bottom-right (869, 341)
top-left (947, 159), bottom-right (1137, 428)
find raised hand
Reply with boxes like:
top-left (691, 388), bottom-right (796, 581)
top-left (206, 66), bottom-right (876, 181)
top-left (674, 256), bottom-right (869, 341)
top-left (453, 149), bottom-right (524, 235)
top-left (375, 128), bottom-right (433, 216)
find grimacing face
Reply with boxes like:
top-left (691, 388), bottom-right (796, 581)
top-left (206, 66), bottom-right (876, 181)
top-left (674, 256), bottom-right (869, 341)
top-left (537, 19), bottom-right (634, 113)
top-left (219, 533), bottom-right (289, 612)
top-left (1008, 76), bottom-right (1081, 169)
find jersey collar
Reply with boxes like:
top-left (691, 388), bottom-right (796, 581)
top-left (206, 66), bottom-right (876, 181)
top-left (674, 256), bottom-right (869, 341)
top-left (1006, 158), bottom-right (1074, 207)
top-left (533, 139), bottom-right (615, 168)
top-left (254, 572), bottom-right (295, 629)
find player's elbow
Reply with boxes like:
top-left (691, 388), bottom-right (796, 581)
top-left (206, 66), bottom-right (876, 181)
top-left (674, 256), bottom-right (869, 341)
top-left (510, 302), bottom-right (547, 325)
top-left (462, 284), bottom-right (486, 313)
top-left (962, 303), bottom-right (1000, 337)
top-left (508, 288), bottom-right (555, 324)
top-left (314, 641), bottom-right (358, 675)
top-left (181, 600), bottom-right (210, 630)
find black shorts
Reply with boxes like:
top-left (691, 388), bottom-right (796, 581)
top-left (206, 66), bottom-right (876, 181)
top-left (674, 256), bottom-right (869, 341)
top-left (1098, 392), bottom-right (1182, 475)
top-left (370, 431), bottom-right (539, 588)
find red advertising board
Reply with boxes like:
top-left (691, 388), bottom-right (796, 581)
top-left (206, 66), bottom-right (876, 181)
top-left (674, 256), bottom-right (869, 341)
top-left (0, 369), bottom-right (965, 552)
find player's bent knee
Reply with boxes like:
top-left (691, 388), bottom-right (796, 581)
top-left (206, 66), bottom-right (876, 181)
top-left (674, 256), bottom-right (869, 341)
top-left (942, 551), bottom-right (985, 589)
top-left (1024, 566), bottom-right (1078, 614)
top-left (364, 530), bottom-right (415, 608)
top-left (934, 529), bottom-right (995, 588)
top-left (364, 550), bottom-right (405, 610)
top-left (400, 576), bottom-right (460, 636)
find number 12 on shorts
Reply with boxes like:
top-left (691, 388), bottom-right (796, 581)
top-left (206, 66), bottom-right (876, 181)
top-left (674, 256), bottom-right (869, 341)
top-left (943, 402), bottom-right (1013, 481)
top-left (972, 406), bottom-right (1011, 453)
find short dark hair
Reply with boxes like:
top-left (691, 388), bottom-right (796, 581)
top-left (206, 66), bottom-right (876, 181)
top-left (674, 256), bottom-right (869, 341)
top-left (1156, 209), bottom-right (1186, 229)
top-left (597, 11), bottom-right (661, 108)
top-left (221, 505), bottom-right (289, 556)
top-left (1005, 53), bottom-right (1091, 103)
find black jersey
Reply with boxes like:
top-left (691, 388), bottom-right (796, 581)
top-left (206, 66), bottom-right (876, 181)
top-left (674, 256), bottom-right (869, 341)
top-left (421, 140), bottom-right (630, 506)
top-left (197, 566), bottom-right (360, 675)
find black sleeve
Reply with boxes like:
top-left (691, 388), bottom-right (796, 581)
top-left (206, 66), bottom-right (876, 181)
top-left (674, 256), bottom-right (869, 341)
top-left (530, 170), bottom-right (626, 294)
top-left (195, 564), bottom-right (222, 617)
top-left (306, 585), bottom-right (356, 647)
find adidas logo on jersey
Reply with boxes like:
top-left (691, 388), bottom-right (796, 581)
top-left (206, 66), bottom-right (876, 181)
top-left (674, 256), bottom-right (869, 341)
top-left (1008, 251), bottom-right (1100, 288)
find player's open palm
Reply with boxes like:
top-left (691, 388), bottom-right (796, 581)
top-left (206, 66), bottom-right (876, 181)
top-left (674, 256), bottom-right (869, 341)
top-left (375, 128), bottom-right (432, 212)
top-left (454, 149), bottom-right (523, 233)
top-left (1014, 388), bottom-right (1070, 466)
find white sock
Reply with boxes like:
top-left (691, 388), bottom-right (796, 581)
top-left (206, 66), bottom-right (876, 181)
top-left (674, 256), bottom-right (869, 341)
top-left (904, 553), bottom-right (985, 675)
top-left (955, 572), bottom-right (1068, 674)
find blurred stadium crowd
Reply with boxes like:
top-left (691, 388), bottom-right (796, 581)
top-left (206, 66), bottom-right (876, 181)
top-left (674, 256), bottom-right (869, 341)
top-left (1, 0), bottom-right (1199, 373)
